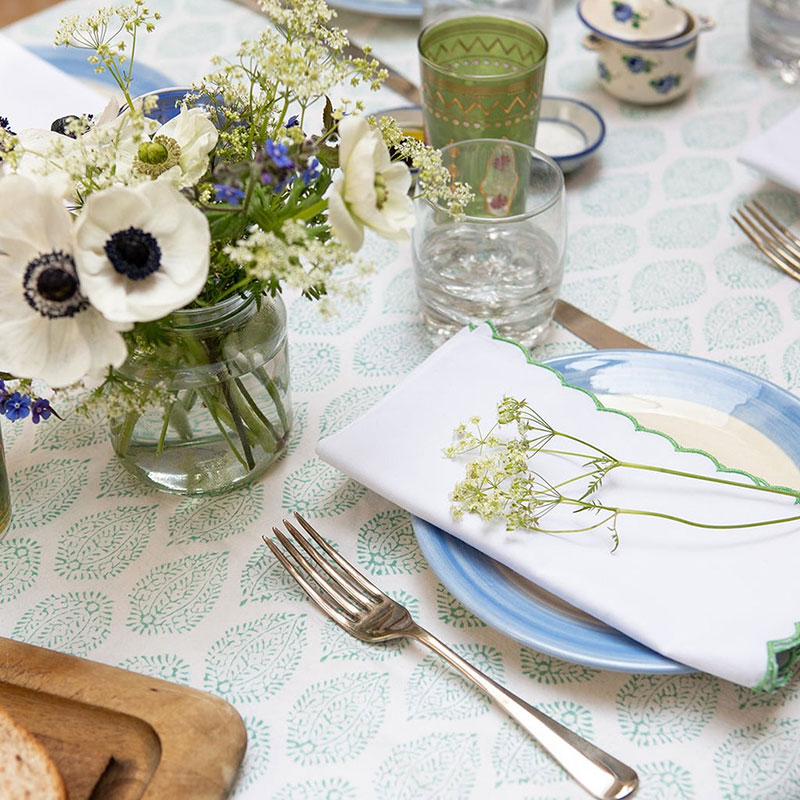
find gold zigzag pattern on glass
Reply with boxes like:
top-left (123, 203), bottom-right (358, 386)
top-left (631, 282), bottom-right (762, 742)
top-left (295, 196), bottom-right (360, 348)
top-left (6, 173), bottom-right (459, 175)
top-left (429, 35), bottom-right (540, 65)
top-left (429, 90), bottom-right (540, 115)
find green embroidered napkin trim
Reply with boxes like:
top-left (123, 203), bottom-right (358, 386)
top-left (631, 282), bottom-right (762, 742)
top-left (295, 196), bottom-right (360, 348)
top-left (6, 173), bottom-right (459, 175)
top-left (476, 322), bottom-right (800, 692)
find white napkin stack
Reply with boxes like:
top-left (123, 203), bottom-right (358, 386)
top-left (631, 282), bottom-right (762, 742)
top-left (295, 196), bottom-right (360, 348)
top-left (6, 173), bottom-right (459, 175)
top-left (317, 324), bottom-right (800, 689)
top-left (0, 34), bottom-right (106, 131)
top-left (738, 106), bottom-right (800, 195)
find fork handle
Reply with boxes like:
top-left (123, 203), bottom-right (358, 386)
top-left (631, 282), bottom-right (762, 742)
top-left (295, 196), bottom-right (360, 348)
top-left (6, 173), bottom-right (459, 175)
top-left (410, 626), bottom-right (638, 800)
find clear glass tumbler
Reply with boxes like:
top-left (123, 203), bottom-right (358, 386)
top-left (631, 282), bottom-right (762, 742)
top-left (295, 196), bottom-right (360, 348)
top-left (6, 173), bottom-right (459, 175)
top-left (749, 0), bottom-right (800, 83)
top-left (412, 138), bottom-right (566, 348)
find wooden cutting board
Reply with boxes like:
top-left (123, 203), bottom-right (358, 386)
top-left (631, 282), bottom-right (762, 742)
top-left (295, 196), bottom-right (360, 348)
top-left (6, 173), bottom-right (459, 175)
top-left (0, 637), bottom-right (247, 799)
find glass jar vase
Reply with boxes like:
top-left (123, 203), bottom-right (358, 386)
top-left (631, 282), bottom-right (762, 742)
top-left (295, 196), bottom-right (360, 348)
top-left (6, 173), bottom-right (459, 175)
top-left (108, 291), bottom-right (291, 495)
top-left (0, 427), bottom-right (10, 540)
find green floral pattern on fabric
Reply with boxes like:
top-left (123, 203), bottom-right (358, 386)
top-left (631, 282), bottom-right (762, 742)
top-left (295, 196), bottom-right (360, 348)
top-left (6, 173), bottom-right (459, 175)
top-left (55, 505), bottom-right (156, 580)
top-left (617, 675), bottom-right (719, 746)
top-left (10, 458), bottom-right (89, 528)
top-left (374, 733), bottom-right (479, 799)
top-left (357, 509), bottom-right (428, 575)
top-left (287, 672), bottom-right (389, 764)
top-left (205, 613), bottom-right (307, 702)
top-left (3, 1), bottom-right (800, 797)
top-left (168, 485), bottom-right (263, 545)
top-left (127, 552), bottom-right (229, 635)
top-left (0, 537), bottom-right (41, 604)
top-left (13, 591), bottom-right (112, 656)
top-left (119, 653), bottom-right (191, 684)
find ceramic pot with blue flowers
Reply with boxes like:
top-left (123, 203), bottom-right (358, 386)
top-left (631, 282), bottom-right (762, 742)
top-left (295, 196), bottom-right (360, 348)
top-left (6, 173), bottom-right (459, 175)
top-left (579, 0), bottom-right (714, 104)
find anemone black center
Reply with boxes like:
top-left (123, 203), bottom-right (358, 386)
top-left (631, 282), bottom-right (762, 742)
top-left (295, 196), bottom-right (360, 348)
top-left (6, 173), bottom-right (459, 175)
top-left (104, 227), bottom-right (162, 280)
top-left (23, 251), bottom-right (88, 319)
top-left (37, 267), bottom-right (78, 302)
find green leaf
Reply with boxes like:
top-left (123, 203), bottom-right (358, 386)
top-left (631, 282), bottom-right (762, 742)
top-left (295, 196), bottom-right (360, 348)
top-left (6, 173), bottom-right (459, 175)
top-left (207, 209), bottom-right (245, 242)
top-left (322, 96), bottom-right (336, 135)
top-left (316, 144), bottom-right (339, 170)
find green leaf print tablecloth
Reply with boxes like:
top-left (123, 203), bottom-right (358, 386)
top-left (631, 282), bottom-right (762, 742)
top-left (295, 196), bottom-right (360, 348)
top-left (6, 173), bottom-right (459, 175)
top-left (3, 0), bottom-right (800, 798)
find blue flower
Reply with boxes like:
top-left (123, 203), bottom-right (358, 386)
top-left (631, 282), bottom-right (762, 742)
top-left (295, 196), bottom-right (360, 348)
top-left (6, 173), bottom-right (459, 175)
top-left (31, 398), bottom-right (52, 424)
top-left (285, 115), bottom-right (300, 129)
top-left (613, 2), bottom-right (634, 22)
top-left (301, 157), bottom-right (321, 186)
top-left (650, 74), bottom-right (681, 93)
top-left (213, 184), bottom-right (245, 205)
top-left (624, 55), bottom-right (647, 73)
top-left (4, 392), bottom-right (31, 421)
top-left (264, 139), bottom-right (294, 170)
top-left (598, 61), bottom-right (612, 82)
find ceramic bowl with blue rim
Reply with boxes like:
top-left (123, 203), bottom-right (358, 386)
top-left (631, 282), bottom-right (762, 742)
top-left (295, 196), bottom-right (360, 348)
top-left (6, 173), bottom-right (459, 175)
top-left (535, 96), bottom-right (606, 172)
top-left (371, 99), bottom-right (604, 173)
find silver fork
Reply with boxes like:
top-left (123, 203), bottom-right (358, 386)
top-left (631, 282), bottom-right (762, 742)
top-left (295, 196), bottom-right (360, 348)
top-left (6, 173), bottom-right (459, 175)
top-left (732, 200), bottom-right (800, 281)
top-left (265, 514), bottom-right (639, 800)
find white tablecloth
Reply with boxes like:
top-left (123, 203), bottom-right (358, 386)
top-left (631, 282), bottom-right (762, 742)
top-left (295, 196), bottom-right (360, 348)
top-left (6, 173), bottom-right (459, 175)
top-left (2, 0), bottom-right (800, 797)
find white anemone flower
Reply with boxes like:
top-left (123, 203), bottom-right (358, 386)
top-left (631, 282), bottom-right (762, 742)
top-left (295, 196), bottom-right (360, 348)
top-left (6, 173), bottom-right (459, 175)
top-left (0, 175), bottom-right (128, 387)
top-left (74, 180), bottom-right (210, 323)
top-left (328, 116), bottom-right (414, 252)
top-left (117, 106), bottom-right (217, 189)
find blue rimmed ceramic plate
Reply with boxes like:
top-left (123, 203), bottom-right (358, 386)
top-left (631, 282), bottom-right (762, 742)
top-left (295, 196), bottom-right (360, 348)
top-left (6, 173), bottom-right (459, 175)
top-left (30, 45), bottom-right (173, 98)
top-left (413, 349), bottom-right (800, 672)
top-left (329, 0), bottom-right (420, 18)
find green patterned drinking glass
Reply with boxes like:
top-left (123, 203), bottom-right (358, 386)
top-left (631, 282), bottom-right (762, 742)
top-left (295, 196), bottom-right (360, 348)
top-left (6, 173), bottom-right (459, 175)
top-left (418, 14), bottom-right (548, 149)
top-left (0, 427), bottom-right (10, 541)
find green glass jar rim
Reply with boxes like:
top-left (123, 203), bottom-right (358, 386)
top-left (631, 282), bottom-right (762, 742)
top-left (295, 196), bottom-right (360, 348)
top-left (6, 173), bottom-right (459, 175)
top-left (418, 14), bottom-right (549, 82)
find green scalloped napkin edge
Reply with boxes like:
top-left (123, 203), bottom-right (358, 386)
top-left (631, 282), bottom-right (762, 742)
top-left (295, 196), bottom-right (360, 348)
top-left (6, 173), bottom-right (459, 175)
top-left (479, 322), bottom-right (800, 692)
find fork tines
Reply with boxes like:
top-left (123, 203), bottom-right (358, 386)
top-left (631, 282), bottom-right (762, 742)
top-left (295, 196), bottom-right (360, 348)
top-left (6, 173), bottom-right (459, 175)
top-left (264, 513), bottom-right (382, 624)
top-left (732, 200), bottom-right (800, 281)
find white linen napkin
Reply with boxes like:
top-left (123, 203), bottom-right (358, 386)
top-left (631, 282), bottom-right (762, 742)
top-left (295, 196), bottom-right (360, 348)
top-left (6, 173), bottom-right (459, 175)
top-left (0, 34), bottom-right (106, 130)
top-left (738, 106), bottom-right (800, 195)
top-left (317, 324), bottom-right (800, 689)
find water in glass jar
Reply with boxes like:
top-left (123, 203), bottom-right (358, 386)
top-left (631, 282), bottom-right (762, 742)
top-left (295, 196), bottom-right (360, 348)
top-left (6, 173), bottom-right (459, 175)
top-left (749, 0), bottom-right (800, 83)
top-left (413, 222), bottom-right (562, 346)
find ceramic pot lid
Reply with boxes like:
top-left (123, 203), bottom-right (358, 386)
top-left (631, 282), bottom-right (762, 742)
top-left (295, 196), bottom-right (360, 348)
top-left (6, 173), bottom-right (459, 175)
top-left (578, 0), bottom-right (690, 43)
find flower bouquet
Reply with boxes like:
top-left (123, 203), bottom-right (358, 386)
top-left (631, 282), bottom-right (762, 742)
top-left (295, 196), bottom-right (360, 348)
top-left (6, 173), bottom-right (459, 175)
top-left (0, 0), bottom-right (466, 495)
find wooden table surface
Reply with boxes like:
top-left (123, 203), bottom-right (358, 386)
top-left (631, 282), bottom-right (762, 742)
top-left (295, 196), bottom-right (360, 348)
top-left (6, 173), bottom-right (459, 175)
top-left (0, 0), bottom-right (64, 28)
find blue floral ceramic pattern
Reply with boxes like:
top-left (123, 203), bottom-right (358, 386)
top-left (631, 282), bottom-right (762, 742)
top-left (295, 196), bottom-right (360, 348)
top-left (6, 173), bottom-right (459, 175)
top-left (612, 1), bottom-right (642, 26)
top-left (622, 54), bottom-right (654, 73)
top-left (650, 74), bottom-right (681, 94)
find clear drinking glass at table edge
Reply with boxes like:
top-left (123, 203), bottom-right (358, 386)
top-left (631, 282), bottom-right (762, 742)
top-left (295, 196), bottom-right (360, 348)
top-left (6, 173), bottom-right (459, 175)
top-left (749, 0), bottom-right (800, 83)
top-left (412, 138), bottom-right (566, 348)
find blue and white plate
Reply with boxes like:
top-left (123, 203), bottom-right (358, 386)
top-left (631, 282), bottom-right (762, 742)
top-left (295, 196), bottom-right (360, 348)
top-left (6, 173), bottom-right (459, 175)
top-left (413, 349), bottom-right (800, 673)
top-left (329, 0), bottom-right (420, 18)
top-left (30, 45), bottom-right (173, 99)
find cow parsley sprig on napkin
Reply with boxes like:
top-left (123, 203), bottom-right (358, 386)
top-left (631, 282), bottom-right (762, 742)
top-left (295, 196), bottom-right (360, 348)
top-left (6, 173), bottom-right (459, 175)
top-left (445, 397), bottom-right (800, 550)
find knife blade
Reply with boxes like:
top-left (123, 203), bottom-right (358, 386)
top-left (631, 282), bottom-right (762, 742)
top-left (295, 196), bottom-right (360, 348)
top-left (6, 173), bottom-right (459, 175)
top-left (554, 300), bottom-right (651, 350)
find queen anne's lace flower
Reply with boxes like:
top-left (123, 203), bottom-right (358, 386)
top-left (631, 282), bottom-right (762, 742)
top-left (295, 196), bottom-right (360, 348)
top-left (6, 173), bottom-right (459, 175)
top-left (328, 116), bottom-right (414, 251)
top-left (0, 175), bottom-right (128, 387)
top-left (74, 181), bottom-right (210, 323)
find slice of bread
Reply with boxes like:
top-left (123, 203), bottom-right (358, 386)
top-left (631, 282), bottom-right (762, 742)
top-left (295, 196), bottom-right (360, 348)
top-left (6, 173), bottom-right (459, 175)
top-left (0, 704), bottom-right (66, 800)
